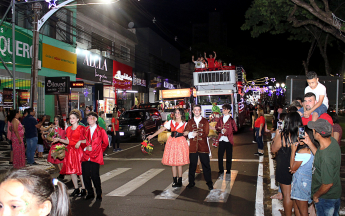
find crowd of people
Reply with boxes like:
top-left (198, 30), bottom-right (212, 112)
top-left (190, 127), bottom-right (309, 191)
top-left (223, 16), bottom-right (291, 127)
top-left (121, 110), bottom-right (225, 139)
top-left (192, 51), bottom-right (227, 71)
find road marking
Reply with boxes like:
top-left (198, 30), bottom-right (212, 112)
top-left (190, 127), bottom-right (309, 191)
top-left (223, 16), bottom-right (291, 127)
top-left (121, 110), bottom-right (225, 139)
top-left (204, 170), bottom-right (238, 203)
top-left (67, 168), bottom-right (131, 194)
top-left (255, 154), bottom-right (264, 216)
top-left (267, 142), bottom-right (278, 190)
top-left (105, 144), bottom-right (141, 156)
top-left (155, 169), bottom-right (199, 200)
top-left (106, 168), bottom-right (164, 197)
top-left (104, 158), bottom-right (259, 162)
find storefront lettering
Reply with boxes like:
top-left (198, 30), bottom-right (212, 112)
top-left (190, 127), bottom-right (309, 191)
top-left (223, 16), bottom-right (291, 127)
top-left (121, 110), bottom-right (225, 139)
top-left (46, 79), bottom-right (66, 88)
top-left (83, 54), bottom-right (108, 71)
top-left (95, 69), bottom-right (107, 81)
top-left (164, 81), bottom-right (175, 89)
top-left (114, 70), bottom-right (132, 81)
top-left (0, 36), bottom-right (32, 58)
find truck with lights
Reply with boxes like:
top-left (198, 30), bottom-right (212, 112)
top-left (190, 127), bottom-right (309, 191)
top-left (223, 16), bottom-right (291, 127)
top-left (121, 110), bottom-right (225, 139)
top-left (193, 66), bottom-right (246, 129)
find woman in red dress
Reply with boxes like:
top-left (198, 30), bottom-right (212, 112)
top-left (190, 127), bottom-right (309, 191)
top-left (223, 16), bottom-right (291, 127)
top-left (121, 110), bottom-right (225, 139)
top-left (9, 110), bottom-right (25, 169)
top-left (53, 109), bottom-right (86, 197)
top-left (148, 108), bottom-right (189, 187)
top-left (47, 115), bottom-right (66, 178)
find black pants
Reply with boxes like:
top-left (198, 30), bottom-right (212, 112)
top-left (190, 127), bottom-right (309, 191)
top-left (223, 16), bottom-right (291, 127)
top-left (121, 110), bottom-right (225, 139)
top-left (218, 141), bottom-right (233, 173)
top-left (82, 161), bottom-right (102, 196)
top-left (112, 131), bottom-right (120, 149)
top-left (189, 152), bottom-right (212, 184)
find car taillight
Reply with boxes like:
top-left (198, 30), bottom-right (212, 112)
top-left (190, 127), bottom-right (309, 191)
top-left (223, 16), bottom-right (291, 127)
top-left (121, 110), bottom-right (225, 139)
top-left (135, 117), bottom-right (141, 120)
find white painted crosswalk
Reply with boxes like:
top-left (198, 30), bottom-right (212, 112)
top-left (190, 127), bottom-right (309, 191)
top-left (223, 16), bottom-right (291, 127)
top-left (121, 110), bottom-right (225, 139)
top-left (106, 168), bottom-right (164, 197)
top-left (155, 169), bottom-right (199, 200)
top-left (204, 170), bottom-right (238, 203)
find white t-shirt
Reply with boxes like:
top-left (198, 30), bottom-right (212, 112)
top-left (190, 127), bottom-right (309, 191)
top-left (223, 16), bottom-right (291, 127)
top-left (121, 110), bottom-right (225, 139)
top-left (304, 82), bottom-right (329, 108)
top-left (194, 61), bottom-right (205, 69)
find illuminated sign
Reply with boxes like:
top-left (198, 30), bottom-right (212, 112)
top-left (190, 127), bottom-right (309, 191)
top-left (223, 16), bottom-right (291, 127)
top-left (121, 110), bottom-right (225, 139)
top-left (162, 88), bottom-right (196, 99)
top-left (70, 81), bottom-right (84, 88)
top-left (196, 90), bottom-right (233, 96)
top-left (164, 81), bottom-right (175, 89)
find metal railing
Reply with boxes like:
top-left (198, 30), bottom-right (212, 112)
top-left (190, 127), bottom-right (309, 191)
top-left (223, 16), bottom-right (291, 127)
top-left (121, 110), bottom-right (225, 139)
top-left (193, 70), bottom-right (233, 86)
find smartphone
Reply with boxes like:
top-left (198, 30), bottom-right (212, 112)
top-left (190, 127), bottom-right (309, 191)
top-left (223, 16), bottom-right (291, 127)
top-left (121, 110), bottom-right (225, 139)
top-left (277, 121), bottom-right (283, 131)
top-left (299, 126), bottom-right (305, 139)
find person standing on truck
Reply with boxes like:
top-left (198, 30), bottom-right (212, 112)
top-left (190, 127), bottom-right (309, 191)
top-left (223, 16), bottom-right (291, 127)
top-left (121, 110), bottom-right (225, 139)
top-left (204, 51), bottom-right (216, 71)
top-left (298, 71), bottom-right (329, 122)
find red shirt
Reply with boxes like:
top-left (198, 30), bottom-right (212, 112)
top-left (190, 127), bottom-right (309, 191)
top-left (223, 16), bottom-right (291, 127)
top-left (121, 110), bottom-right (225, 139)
top-left (301, 113), bottom-right (333, 126)
top-left (111, 111), bottom-right (121, 132)
top-left (207, 58), bottom-right (215, 68)
top-left (254, 116), bottom-right (265, 128)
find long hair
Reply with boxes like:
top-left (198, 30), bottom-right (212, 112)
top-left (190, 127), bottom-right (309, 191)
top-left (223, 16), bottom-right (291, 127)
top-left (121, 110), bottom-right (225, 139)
top-left (173, 108), bottom-right (186, 122)
top-left (8, 109), bottom-right (19, 122)
top-left (257, 108), bottom-right (264, 118)
top-left (280, 112), bottom-right (302, 148)
top-left (0, 167), bottom-right (71, 216)
top-left (54, 115), bottom-right (65, 129)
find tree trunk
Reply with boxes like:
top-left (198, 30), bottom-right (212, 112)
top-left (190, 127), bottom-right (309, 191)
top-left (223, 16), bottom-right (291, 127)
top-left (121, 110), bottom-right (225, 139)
top-left (303, 38), bottom-right (316, 75)
top-left (320, 34), bottom-right (331, 76)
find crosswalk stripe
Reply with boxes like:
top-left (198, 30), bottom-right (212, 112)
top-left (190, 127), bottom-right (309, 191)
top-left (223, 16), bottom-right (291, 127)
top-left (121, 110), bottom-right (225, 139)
top-left (67, 168), bottom-right (132, 194)
top-left (204, 170), bottom-right (238, 203)
top-left (155, 169), bottom-right (199, 200)
top-left (106, 168), bottom-right (164, 197)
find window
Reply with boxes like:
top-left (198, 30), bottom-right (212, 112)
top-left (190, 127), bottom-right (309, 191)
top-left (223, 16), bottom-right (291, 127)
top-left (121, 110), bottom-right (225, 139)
top-left (121, 45), bottom-right (130, 62)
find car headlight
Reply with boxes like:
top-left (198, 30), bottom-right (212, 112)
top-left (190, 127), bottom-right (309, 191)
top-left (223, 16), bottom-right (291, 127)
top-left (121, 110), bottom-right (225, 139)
top-left (129, 125), bottom-right (137, 131)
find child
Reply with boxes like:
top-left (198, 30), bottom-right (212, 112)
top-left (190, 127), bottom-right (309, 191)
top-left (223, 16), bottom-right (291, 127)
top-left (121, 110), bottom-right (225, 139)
top-left (290, 126), bottom-right (315, 216)
top-left (298, 71), bottom-right (328, 121)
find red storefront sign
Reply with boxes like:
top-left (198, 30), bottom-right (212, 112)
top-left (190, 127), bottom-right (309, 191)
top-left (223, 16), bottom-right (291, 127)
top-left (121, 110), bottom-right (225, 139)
top-left (113, 61), bottom-right (133, 90)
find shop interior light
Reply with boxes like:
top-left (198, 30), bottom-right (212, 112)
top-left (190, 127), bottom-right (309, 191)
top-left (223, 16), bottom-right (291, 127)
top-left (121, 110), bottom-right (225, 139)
top-left (126, 90), bottom-right (138, 93)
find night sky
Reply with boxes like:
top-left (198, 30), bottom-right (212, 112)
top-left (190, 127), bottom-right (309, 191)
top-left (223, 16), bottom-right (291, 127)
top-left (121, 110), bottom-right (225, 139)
top-left (85, 0), bottom-right (338, 82)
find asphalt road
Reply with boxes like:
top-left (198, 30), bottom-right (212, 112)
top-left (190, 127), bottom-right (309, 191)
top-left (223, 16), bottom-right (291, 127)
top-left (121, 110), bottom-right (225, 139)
top-left (0, 127), bottom-right (261, 216)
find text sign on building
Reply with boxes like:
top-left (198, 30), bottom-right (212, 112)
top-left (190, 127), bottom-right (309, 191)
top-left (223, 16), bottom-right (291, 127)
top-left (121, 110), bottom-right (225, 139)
top-left (70, 81), bottom-right (84, 88)
top-left (113, 60), bottom-right (133, 90)
top-left (162, 88), bottom-right (193, 99)
top-left (45, 77), bottom-right (70, 95)
top-left (76, 49), bottom-right (113, 84)
top-left (42, 44), bottom-right (76, 74)
top-left (0, 21), bottom-right (42, 69)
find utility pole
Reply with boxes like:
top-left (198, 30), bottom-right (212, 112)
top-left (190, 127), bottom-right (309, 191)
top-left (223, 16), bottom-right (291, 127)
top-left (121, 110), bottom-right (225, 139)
top-left (12, 0), bottom-right (16, 109)
top-left (30, 2), bottom-right (42, 111)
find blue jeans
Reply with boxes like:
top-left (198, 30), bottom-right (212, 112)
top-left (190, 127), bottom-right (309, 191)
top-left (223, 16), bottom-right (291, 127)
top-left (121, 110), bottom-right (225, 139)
top-left (298, 104), bottom-right (328, 117)
top-left (26, 137), bottom-right (38, 164)
top-left (255, 127), bottom-right (263, 150)
top-left (315, 198), bottom-right (340, 216)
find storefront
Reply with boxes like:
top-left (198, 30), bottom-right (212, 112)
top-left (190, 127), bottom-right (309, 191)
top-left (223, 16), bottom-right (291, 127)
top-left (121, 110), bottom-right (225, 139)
top-left (113, 60), bottom-right (134, 111)
top-left (148, 74), bottom-right (179, 103)
top-left (76, 49), bottom-right (113, 114)
top-left (132, 72), bottom-right (148, 106)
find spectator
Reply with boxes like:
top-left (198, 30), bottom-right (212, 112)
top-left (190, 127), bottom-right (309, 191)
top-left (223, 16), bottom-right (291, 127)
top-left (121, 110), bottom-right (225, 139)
top-left (9, 110), bottom-right (25, 169)
top-left (0, 106), bottom-right (6, 141)
top-left (121, 107), bottom-right (126, 113)
top-left (290, 100), bottom-right (302, 110)
top-left (6, 115), bottom-right (13, 165)
top-left (192, 56), bottom-right (204, 70)
top-left (301, 92), bottom-right (333, 126)
top-left (81, 106), bottom-right (90, 126)
top-left (272, 112), bottom-right (303, 216)
top-left (111, 107), bottom-right (121, 152)
top-left (296, 97), bottom-right (303, 107)
top-left (329, 112), bottom-right (342, 146)
top-left (204, 51), bottom-right (216, 71)
top-left (22, 108), bottom-right (44, 165)
top-left (298, 71), bottom-right (329, 121)
top-left (290, 126), bottom-right (317, 216)
top-left (304, 119), bottom-right (341, 215)
top-left (36, 116), bottom-right (46, 159)
top-left (201, 57), bottom-right (208, 69)
top-left (0, 167), bottom-right (71, 216)
top-left (254, 108), bottom-right (265, 156)
top-left (98, 111), bottom-right (107, 131)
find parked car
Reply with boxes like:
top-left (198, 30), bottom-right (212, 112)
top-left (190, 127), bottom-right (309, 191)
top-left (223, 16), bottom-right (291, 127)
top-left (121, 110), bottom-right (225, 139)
top-left (117, 108), bottom-right (162, 141)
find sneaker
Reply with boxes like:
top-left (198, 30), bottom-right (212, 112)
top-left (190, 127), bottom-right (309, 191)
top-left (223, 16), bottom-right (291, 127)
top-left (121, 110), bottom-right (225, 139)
top-left (117, 148), bottom-right (122, 151)
top-left (113, 149), bottom-right (117, 152)
top-left (31, 162), bottom-right (39, 165)
top-left (252, 141), bottom-right (257, 143)
top-left (258, 153), bottom-right (264, 156)
top-left (254, 152), bottom-right (260, 156)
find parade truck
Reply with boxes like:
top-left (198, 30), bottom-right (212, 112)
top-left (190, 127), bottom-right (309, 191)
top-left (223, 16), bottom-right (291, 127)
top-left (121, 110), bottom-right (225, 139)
top-left (193, 66), bottom-right (246, 129)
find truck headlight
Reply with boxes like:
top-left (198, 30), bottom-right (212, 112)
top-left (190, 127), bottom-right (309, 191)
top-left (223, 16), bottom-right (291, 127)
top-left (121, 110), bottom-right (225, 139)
top-left (129, 126), bottom-right (137, 131)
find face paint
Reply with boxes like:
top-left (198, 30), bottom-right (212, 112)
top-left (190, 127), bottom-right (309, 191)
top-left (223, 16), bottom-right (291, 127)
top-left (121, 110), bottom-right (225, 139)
top-left (19, 201), bottom-right (29, 214)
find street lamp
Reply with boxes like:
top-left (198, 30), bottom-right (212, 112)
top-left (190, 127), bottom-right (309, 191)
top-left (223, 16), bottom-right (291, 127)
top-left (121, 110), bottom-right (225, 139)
top-left (276, 83), bottom-right (280, 88)
top-left (281, 83), bottom-right (285, 88)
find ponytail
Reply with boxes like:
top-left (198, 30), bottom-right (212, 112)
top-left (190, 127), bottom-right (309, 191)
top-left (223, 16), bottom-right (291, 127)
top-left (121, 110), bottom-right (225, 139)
top-left (50, 180), bottom-right (71, 216)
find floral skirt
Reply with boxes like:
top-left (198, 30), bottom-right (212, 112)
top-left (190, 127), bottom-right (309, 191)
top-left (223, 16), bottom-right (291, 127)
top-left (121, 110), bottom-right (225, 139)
top-left (162, 136), bottom-right (189, 166)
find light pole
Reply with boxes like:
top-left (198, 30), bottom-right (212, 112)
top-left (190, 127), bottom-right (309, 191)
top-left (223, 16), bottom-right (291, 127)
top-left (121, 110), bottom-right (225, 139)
top-left (12, 0), bottom-right (16, 109)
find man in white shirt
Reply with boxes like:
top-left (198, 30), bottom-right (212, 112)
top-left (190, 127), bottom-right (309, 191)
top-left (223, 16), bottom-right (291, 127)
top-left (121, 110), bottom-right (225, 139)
top-left (215, 104), bottom-right (238, 175)
top-left (192, 56), bottom-right (205, 69)
top-left (81, 112), bottom-right (109, 201)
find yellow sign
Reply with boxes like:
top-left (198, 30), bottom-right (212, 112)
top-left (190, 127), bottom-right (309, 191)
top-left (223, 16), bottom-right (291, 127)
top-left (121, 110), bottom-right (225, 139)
top-left (42, 44), bottom-right (77, 74)
top-left (162, 88), bottom-right (196, 99)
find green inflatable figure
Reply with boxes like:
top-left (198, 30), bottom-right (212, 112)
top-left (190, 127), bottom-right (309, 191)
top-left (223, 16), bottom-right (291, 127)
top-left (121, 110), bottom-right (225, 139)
top-left (212, 102), bottom-right (221, 114)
